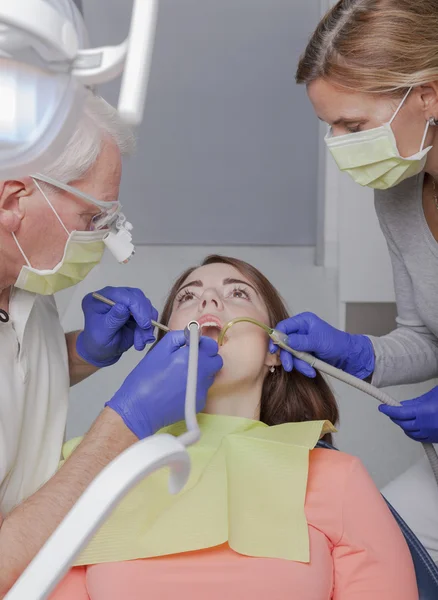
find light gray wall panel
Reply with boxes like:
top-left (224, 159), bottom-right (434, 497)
top-left (83, 0), bottom-right (320, 245)
top-left (346, 302), bottom-right (398, 337)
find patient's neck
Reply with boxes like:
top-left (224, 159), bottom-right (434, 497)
top-left (203, 378), bottom-right (263, 421)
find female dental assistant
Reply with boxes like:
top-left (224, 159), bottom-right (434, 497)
top-left (270, 0), bottom-right (438, 561)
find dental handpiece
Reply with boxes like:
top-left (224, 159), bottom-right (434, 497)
top-left (91, 292), bottom-right (171, 334)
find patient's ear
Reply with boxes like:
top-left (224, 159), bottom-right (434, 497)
top-left (264, 349), bottom-right (281, 369)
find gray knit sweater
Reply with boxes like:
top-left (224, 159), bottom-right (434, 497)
top-left (369, 173), bottom-right (438, 387)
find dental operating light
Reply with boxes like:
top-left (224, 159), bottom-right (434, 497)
top-left (0, 0), bottom-right (158, 178)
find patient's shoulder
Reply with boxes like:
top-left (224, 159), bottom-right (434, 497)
top-left (305, 448), bottom-right (373, 537)
top-left (309, 446), bottom-right (360, 477)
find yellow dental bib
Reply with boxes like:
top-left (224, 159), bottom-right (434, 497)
top-left (63, 414), bottom-right (335, 565)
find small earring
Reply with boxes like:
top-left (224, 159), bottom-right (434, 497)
top-left (428, 116), bottom-right (438, 127)
top-left (269, 366), bottom-right (275, 373)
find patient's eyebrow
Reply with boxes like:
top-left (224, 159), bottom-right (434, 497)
top-left (223, 278), bottom-right (259, 295)
top-left (176, 277), bottom-right (259, 297)
top-left (176, 280), bottom-right (203, 295)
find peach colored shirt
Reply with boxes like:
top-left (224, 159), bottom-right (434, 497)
top-left (50, 449), bottom-right (418, 600)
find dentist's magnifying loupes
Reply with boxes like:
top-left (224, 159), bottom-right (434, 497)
top-left (0, 0), bottom-right (158, 178)
top-left (5, 321), bottom-right (202, 600)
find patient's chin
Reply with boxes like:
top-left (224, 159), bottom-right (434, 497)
top-left (209, 353), bottom-right (257, 388)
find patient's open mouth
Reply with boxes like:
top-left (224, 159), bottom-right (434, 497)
top-left (197, 315), bottom-right (223, 342)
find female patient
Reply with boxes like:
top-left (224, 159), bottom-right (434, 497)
top-left (52, 255), bottom-right (418, 600)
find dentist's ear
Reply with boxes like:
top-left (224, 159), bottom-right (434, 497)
top-left (0, 180), bottom-right (27, 233)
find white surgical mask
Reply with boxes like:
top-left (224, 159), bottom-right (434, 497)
top-left (13, 180), bottom-right (106, 295)
top-left (325, 88), bottom-right (433, 190)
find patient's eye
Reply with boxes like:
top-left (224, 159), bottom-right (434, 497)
top-left (176, 289), bottom-right (197, 304)
top-left (227, 286), bottom-right (251, 301)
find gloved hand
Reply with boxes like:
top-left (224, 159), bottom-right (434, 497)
top-left (269, 312), bottom-right (375, 380)
top-left (76, 286), bottom-right (159, 368)
top-left (379, 387), bottom-right (438, 443)
top-left (106, 331), bottom-right (223, 439)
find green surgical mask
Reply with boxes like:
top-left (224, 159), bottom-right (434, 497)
top-left (13, 180), bottom-right (106, 295)
top-left (325, 88), bottom-right (433, 190)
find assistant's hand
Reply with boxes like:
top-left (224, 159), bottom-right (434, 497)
top-left (269, 312), bottom-right (375, 379)
top-left (76, 286), bottom-right (159, 368)
top-left (379, 386), bottom-right (438, 443)
top-left (106, 331), bottom-right (223, 439)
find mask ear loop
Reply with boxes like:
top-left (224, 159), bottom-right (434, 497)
top-left (389, 87), bottom-right (413, 125)
top-left (33, 179), bottom-right (70, 236)
top-left (12, 232), bottom-right (32, 268)
top-left (12, 179), bottom-right (71, 269)
top-left (420, 120), bottom-right (430, 153)
top-left (388, 86), bottom-right (430, 153)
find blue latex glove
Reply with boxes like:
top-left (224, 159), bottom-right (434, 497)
top-left (106, 331), bottom-right (223, 439)
top-left (76, 286), bottom-right (159, 368)
top-left (269, 312), bottom-right (375, 380)
top-left (379, 387), bottom-right (438, 443)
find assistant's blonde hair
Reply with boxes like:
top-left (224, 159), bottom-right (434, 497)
top-left (296, 0), bottom-right (438, 95)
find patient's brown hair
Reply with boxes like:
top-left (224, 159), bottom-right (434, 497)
top-left (158, 255), bottom-right (339, 444)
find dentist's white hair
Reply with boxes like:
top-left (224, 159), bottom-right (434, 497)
top-left (39, 93), bottom-right (136, 184)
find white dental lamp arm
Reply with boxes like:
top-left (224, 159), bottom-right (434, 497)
top-left (72, 0), bottom-right (159, 124)
top-left (71, 41), bottom-right (130, 86)
top-left (117, 0), bottom-right (158, 125)
top-left (5, 435), bottom-right (191, 600)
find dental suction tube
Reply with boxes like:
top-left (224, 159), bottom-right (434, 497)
top-left (179, 321), bottom-right (202, 447)
top-left (6, 321), bottom-right (202, 600)
top-left (219, 318), bottom-right (438, 486)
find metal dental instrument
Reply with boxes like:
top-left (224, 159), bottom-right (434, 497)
top-left (218, 317), bottom-right (438, 486)
top-left (6, 320), bottom-right (202, 600)
top-left (92, 292), bottom-right (171, 334)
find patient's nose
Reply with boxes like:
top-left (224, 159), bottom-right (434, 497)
top-left (199, 288), bottom-right (223, 311)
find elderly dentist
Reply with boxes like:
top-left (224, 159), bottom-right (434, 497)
top-left (270, 0), bottom-right (438, 560)
top-left (0, 89), bottom-right (222, 594)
